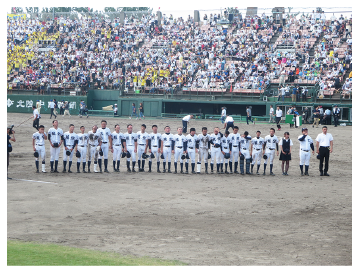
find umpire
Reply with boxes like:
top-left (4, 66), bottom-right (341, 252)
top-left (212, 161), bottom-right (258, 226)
top-left (315, 126), bottom-right (333, 176)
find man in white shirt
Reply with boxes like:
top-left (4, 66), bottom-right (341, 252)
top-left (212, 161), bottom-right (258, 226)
top-left (49, 99), bottom-right (57, 119)
top-left (182, 114), bottom-right (194, 134)
top-left (96, 120), bottom-right (112, 173)
top-left (221, 107), bottom-right (227, 123)
top-left (316, 126), bottom-right (333, 176)
top-left (223, 115), bottom-right (234, 132)
top-left (111, 124), bottom-right (124, 172)
top-left (275, 106), bottom-right (283, 131)
top-left (48, 120), bottom-right (63, 173)
top-left (32, 105), bottom-right (40, 130)
top-left (137, 124), bottom-right (149, 172)
top-left (269, 105), bottom-right (274, 123)
top-left (161, 126), bottom-right (174, 173)
top-left (148, 125), bottom-right (162, 173)
top-left (298, 127), bottom-right (314, 176)
top-left (262, 128), bottom-right (279, 176)
top-left (32, 125), bottom-right (48, 173)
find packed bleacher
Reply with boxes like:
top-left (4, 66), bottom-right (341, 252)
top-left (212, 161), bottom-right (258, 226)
top-left (7, 9), bottom-right (352, 100)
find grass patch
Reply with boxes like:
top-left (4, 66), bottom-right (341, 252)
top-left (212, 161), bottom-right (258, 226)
top-left (7, 240), bottom-right (186, 266)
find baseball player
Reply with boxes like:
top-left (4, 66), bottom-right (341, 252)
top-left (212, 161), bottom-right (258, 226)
top-left (239, 131), bottom-right (252, 175)
top-left (96, 120), bottom-right (113, 173)
top-left (229, 126), bottom-right (241, 174)
top-left (210, 127), bottom-right (223, 173)
top-left (298, 127), bottom-right (314, 176)
top-left (76, 126), bottom-right (89, 173)
top-left (87, 125), bottom-right (102, 172)
top-left (250, 131), bottom-right (265, 175)
top-left (137, 124), bottom-right (150, 172)
top-left (148, 125), bottom-right (162, 173)
top-left (62, 124), bottom-right (79, 173)
top-left (172, 127), bottom-right (187, 173)
top-left (220, 130), bottom-right (232, 174)
top-left (32, 125), bottom-right (48, 173)
top-left (48, 120), bottom-right (63, 173)
top-left (111, 124), bottom-right (124, 172)
top-left (122, 124), bottom-right (138, 172)
top-left (184, 127), bottom-right (198, 174)
top-left (263, 128), bottom-right (279, 176)
top-left (197, 127), bottom-right (211, 174)
top-left (160, 126), bottom-right (174, 173)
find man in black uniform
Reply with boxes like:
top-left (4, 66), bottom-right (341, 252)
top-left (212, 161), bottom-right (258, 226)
top-left (333, 105), bottom-right (341, 127)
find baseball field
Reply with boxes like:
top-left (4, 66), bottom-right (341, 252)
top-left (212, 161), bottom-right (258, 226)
top-left (7, 112), bottom-right (352, 265)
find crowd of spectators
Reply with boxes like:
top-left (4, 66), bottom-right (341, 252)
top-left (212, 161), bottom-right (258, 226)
top-left (7, 9), bottom-right (352, 99)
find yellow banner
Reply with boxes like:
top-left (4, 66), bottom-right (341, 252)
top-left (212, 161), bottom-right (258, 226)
top-left (7, 14), bottom-right (26, 20)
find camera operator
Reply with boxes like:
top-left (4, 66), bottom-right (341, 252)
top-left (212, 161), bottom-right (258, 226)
top-left (7, 125), bottom-right (16, 179)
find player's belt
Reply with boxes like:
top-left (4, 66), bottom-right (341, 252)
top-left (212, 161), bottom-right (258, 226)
top-left (320, 146), bottom-right (330, 148)
top-left (176, 146), bottom-right (183, 148)
top-left (164, 145), bottom-right (171, 147)
top-left (114, 144), bottom-right (121, 146)
top-left (188, 147), bottom-right (194, 149)
top-left (223, 147), bottom-right (228, 149)
top-left (138, 144), bottom-right (145, 146)
top-left (214, 145), bottom-right (220, 148)
top-left (301, 149), bottom-right (309, 152)
top-left (254, 148), bottom-right (261, 150)
top-left (152, 145), bottom-right (158, 147)
top-left (268, 148), bottom-right (275, 150)
top-left (102, 142), bottom-right (108, 144)
top-left (242, 148), bottom-right (247, 150)
top-left (90, 144), bottom-right (97, 147)
top-left (79, 145), bottom-right (85, 147)
top-left (36, 144), bottom-right (44, 146)
top-left (233, 145), bottom-right (239, 147)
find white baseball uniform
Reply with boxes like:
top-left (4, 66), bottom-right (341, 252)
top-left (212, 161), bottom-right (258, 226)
top-left (112, 131), bottom-right (124, 162)
top-left (173, 134), bottom-right (186, 163)
top-left (240, 135), bottom-right (252, 159)
top-left (96, 127), bottom-right (112, 159)
top-left (63, 132), bottom-right (79, 162)
top-left (77, 133), bottom-right (89, 163)
top-left (229, 133), bottom-right (241, 163)
top-left (161, 133), bottom-right (174, 162)
top-left (185, 134), bottom-right (198, 164)
top-left (298, 134), bottom-right (313, 165)
top-left (264, 135), bottom-right (279, 165)
top-left (210, 133), bottom-right (222, 165)
top-left (87, 131), bottom-right (101, 162)
top-left (33, 131), bottom-right (46, 162)
top-left (48, 127), bottom-right (63, 162)
top-left (220, 135), bottom-right (232, 163)
top-left (251, 137), bottom-right (265, 165)
top-left (137, 131), bottom-right (149, 161)
top-left (149, 132), bottom-right (162, 162)
top-left (197, 133), bottom-right (211, 173)
top-left (123, 132), bottom-right (138, 162)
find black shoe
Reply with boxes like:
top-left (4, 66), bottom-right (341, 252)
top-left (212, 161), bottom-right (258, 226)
top-left (217, 171), bottom-right (221, 174)
top-left (54, 170), bottom-right (59, 173)
top-left (324, 173), bottom-right (330, 176)
top-left (132, 169), bottom-right (136, 172)
top-left (246, 172), bottom-right (253, 175)
top-left (234, 170), bottom-right (239, 174)
top-left (320, 171), bottom-right (323, 176)
top-left (240, 172), bottom-right (245, 175)
top-left (163, 169), bottom-right (166, 173)
top-left (83, 170), bottom-right (87, 173)
top-left (197, 172), bottom-right (201, 174)
top-left (220, 170), bottom-right (224, 174)
top-left (211, 170), bottom-right (214, 173)
top-left (51, 169), bottom-right (54, 173)
top-left (225, 171), bottom-right (229, 174)
top-left (173, 170), bottom-right (177, 174)
top-left (270, 172), bottom-right (275, 176)
top-left (256, 171), bottom-right (260, 175)
top-left (99, 169), bottom-right (102, 173)
top-left (185, 170), bottom-right (189, 174)
top-left (180, 170), bottom-right (184, 174)
top-left (168, 170), bottom-right (172, 173)
top-left (229, 171), bottom-right (233, 174)
top-left (77, 170), bottom-right (81, 173)
top-left (62, 169), bottom-right (66, 173)
top-left (301, 172), bottom-right (304, 176)
top-left (127, 168), bottom-right (131, 172)
top-left (157, 169), bottom-right (161, 173)
top-left (104, 169), bottom-right (109, 173)
top-left (148, 169), bottom-right (152, 172)
top-left (191, 171), bottom-right (196, 174)
top-left (305, 171), bottom-right (309, 176)
top-left (88, 169), bottom-right (91, 173)
top-left (262, 172), bottom-right (266, 175)
top-left (68, 170), bottom-right (72, 173)
top-left (36, 169), bottom-right (39, 173)
top-left (285, 172), bottom-right (288, 176)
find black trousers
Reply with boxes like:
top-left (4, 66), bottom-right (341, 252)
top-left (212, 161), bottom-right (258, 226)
top-left (182, 120), bottom-right (187, 133)
top-left (33, 118), bottom-right (39, 130)
top-left (326, 115), bottom-right (331, 125)
top-left (319, 146), bottom-right (330, 173)
top-left (333, 115), bottom-right (339, 127)
top-left (50, 108), bottom-right (56, 118)
top-left (246, 116), bottom-right (253, 124)
top-left (226, 122), bottom-right (234, 132)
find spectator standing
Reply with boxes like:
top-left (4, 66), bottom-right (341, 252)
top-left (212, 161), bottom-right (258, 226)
top-left (63, 101), bottom-right (71, 117)
top-left (129, 103), bottom-right (137, 119)
top-left (137, 103), bottom-right (145, 120)
top-left (221, 107), bottom-right (226, 124)
top-left (49, 99), bottom-right (57, 119)
top-left (324, 108), bottom-right (331, 125)
top-left (114, 104), bottom-right (118, 116)
top-left (291, 86), bottom-right (297, 102)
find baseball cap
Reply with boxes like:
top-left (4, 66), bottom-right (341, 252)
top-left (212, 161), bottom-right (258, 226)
top-left (302, 128), bottom-right (308, 131)
top-left (7, 124), bottom-right (13, 129)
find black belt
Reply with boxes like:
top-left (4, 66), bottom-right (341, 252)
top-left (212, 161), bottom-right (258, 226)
top-left (301, 149), bottom-right (309, 152)
top-left (164, 145), bottom-right (170, 147)
top-left (36, 144), bottom-right (44, 146)
top-left (102, 142), bottom-right (108, 144)
top-left (90, 145), bottom-right (97, 147)
top-left (152, 145), bottom-right (158, 147)
top-left (268, 148), bottom-right (275, 150)
top-left (188, 147), bottom-right (194, 149)
top-left (176, 146), bottom-right (183, 148)
top-left (233, 145), bottom-right (239, 147)
top-left (79, 145), bottom-right (85, 147)
top-left (254, 148), bottom-right (262, 151)
top-left (242, 148), bottom-right (247, 150)
top-left (320, 146), bottom-right (330, 148)
top-left (223, 147), bottom-right (228, 149)
top-left (114, 144), bottom-right (121, 146)
top-left (214, 145), bottom-right (220, 148)
top-left (227, 122), bottom-right (234, 124)
top-left (138, 144), bottom-right (145, 146)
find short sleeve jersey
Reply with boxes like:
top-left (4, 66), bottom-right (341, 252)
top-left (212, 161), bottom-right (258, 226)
top-left (173, 134), bottom-right (187, 147)
top-left (264, 135), bottom-right (279, 149)
top-left (33, 108), bottom-right (39, 118)
top-left (185, 134), bottom-right (198, 148)
top-left (150, 133), bottom-right (162, 147)
top-left (123, 132), bottom-right (138, 146)
top-left (220, 136), bottom-right (232, 148)
top-left (251, 137), bottom-right (265, 150)
top-left (198, 133), bottom-right (211, 149)
top-left (112, 132), bottom-right (124, 146)
top-left (315, 133), bottom-right (333, 147)
top-left (298, 135), bottom-right (313, 150)
top-left (32, 131), bottom-right (46, 145)
top-left (77, 133), bottom-right (89, 147)
top-left (137, 131), bottom-right (149, 145)
top-left (161, 133), bottom-right (174, 146)
top-left (88, 131), bottom-right (101, 146)
top-left (229, 133), bottom-right (241, 148)
top-left (63, 132), bottom-right (79, 148)
top-left (240, 135), bottom-right (252, 149)
top-left (97, 127), bottom-right (111, 143)
top-left (47, 127), bottom-right (63, 144)
top-left (210, 133), bottom-right (222, 146)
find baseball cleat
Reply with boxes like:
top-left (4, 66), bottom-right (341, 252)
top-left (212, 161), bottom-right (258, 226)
top-left (53, 170), bottom-right (59, 173)
top-left (132, 169), bottom-right (136, 172)
top-left (225, 171), bottom-right (229, 174)
top-left (157, 169), bottom-right (161, 173)
top-left (262, 172), bottom-right (266, 176)
top-left (127, 168), bottom-right (131, 172)
top-left (301, 172), bottom-right (304, 176)
top-left (234, 170), bottom-right (239, 174)
top-left (83, 170), bottom-right (87, 173)
top-left (256, 171), bottom-right (260, 175)
top-left (62, 169), bottom-right (66, 173)
top-left (168, 170), bottom-right (172, 173)
top-left (104, 169), bottom-right (110, 173)
top-left (305, 172), bottom-right (309, 176)
top-left (185, 170), bottom-right (189, 174)
top-left (270, 172), bottom-right (275, 176)
top-left (163, 169), bottom-right (166, 173)
top-left (324, 173), bottom-right (330, 176)
top-left (50, 169), bottom-right (54, 173)
top-left (68, 170), bottom-right (72, 173)
top-left (180, 170), bottom-right (184, 174)
top-left (173, 170), bottom-right (177, 174)
top-left (36, 169), bottom-right (39, 173)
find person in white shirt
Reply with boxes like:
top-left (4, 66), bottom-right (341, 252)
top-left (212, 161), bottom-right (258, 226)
top-left (197, 127), bottom-right (211, 174)
top-left (250, 130), bottom-right (265, 175)
top-left (137, 124), bottom-right (150, 172)
top-left (62, 124), bottom-right (79, 173)
top-left (32, 105), bottom-right (40, 130)
top-left (269, 105), bottom-right (274, 123)
top-left (298, 127), bottom-right (314, 176)
top-left (223, 115), bottom-right (234, 132)
top-left (87, 125), bottom-right (102, 173)
top-left (229, 126), bottom-right (241, 174)
top-left (275, 106), bottom-right (283, 131)
top-left (49, 99), bottom-right (57, 119)
top-left (32, 125), bottom-right (48, 173)
top-left (148, 125), bottom-right (162, 173)
top-left (48, 120), bottom-right (63, 173)
top-left (184, 127), bottom-right (198, 174)
top-left (220, 130), bottom-right (232, 174)
top-left (210, 127), bottom-right (223, 173)
top-left (123, 124), bottom-right (138, 172)
top-left (172, 127), bottom-right (187, 174)
top-left (182, 114), bottom-right (194, 134)
top-left (315, 126), bottom-right (333, 176)
top-left (113, 104), bottom-right (118, 116)
top-left (221, 107), bottom-right (227, 123)
top-left (262, 128), bottom-right (279, 176)
top-left (111, 124), bottom-right (124, 172)
top-left (239, 131), bottom-right (252, 175)
top-left (279, 131), bottom-right (293, 176)
top-left (161, 126), bottom-right (174, 173)
top-left (96, 120), bottom-right (113, 173)
top-left (76, 126), bottom-right (89, 173)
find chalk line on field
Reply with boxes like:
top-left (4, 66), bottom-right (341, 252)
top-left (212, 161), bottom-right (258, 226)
top-left (9, 178), bottom-right (58, 184)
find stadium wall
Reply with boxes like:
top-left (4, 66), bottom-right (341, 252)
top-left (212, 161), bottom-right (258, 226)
top-left (7, 94), bottom-right (86, 115)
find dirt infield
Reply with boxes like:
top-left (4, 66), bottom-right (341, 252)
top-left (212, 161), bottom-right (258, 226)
top-left (7, 113), bottom-right (352, 265)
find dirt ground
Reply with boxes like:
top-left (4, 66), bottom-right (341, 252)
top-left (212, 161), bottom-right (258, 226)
top-left (7, 112), bottom-right (352, 265)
